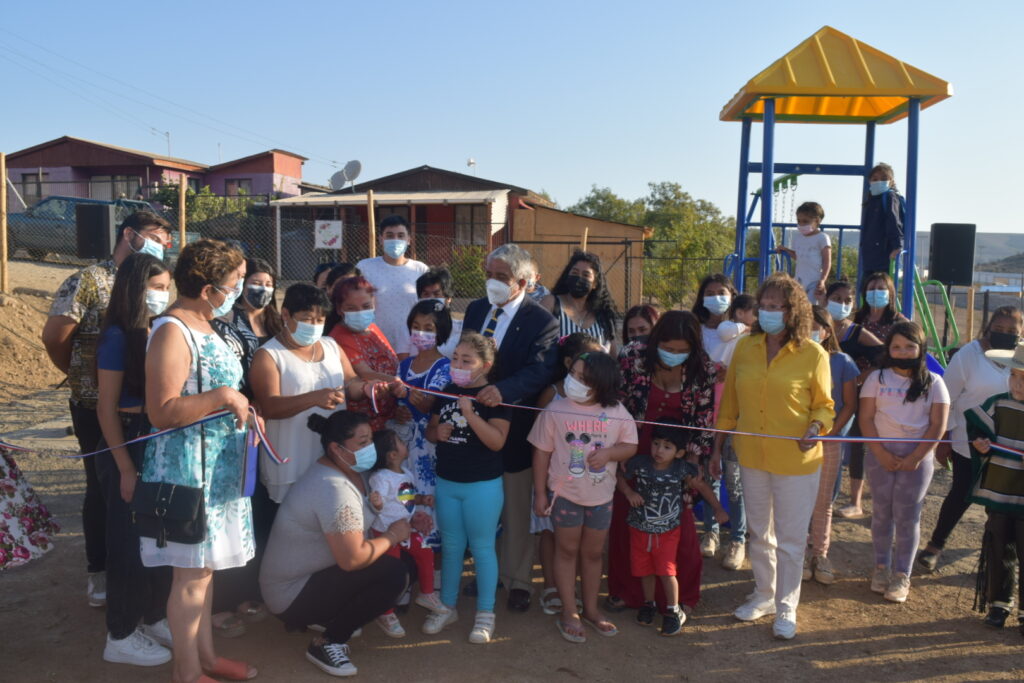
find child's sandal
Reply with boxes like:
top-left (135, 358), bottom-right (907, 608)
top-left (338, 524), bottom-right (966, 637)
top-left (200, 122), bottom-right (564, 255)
top-left (581, 615), bottom-right (618, 637)
top-left (203, 656), bottom-right (258, 680)
top-left (557, 618), bottom-right (586, 644)
top-left (540, 588), bottom-right (562, 615)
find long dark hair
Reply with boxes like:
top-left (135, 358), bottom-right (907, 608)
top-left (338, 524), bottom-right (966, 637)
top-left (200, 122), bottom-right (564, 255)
top-left (101, 253), bottom-right (169, 400)
top-left (692, 273), bottom-right (738, 324)
top-left (244, 258), bottom-right (282, 337)
top-left (551, 251), bottom-right (620, 341)
top-left (854, 272), bottom-right (899, 326)
top-left (643, 310), bottom-right (708, 386)
top-left (621, 304), bottom-right (660, 343)
top-left (878, 321), bottom-right (932, 404)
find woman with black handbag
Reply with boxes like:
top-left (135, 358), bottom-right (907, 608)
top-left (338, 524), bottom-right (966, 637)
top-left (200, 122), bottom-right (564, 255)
top-left (138, 239), bottom-right (257, 682)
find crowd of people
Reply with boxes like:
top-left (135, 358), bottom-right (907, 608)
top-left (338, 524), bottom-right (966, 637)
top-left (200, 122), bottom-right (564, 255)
top-left (0, 169), bottom-right (1021, 680)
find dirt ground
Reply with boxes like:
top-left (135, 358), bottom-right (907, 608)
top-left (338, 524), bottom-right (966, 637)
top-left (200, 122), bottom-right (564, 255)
top-left (1, 260), bottom-right (1022, 682)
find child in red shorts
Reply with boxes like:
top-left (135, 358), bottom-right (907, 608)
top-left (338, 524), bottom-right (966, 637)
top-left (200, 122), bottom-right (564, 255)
top-left (618, 418), bottom-right (728, 636)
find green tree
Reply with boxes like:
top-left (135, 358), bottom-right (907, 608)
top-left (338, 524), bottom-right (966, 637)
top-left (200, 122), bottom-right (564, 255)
top-left (567, 183), bottom-right (735, 308)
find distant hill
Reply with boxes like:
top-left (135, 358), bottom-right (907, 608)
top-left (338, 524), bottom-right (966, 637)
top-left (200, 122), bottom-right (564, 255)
top-left (978, 251), bottom-right (1024, 273)
top-left (914, 231), bottom-right (1024, 270)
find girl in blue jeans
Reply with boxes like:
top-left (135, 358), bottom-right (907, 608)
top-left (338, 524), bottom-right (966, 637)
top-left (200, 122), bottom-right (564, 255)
top-left (425, 332), bottom-right (511, 644)
top-left (859, 322), bottom-right (949, 604)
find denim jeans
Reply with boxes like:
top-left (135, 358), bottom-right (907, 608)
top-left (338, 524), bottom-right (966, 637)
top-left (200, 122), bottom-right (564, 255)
top-left (703, 437), bottom-right (747, 544)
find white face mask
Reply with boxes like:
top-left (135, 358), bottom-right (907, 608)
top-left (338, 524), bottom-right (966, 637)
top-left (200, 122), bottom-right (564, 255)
top-left (145, 289), bottom-right (170, 316)
top-left (564, 373), bottom-right (593, 404)
top-left (486, 278), bottom-right (513, 306)
top-left (797, 223), bottom-right (815, 235)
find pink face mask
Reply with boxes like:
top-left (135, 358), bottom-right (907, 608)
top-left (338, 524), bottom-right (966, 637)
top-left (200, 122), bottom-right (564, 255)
top-left (410, 330), bottom-right (436, 351)
top-left (450, 367), bottom-right (475, 387)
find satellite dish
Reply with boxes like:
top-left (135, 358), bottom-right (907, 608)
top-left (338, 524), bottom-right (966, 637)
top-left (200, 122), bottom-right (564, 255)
top-left (466, 158), bottom-right (476, 168)
top-left (328, 160), bottom-right (363, 191)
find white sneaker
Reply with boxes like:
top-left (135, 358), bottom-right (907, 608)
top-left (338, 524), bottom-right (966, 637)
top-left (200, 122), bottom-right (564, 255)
top-left (139, 619), bottom-right (172, 649)
top-left (469, 611), bottom-right (495, 644)
top-left (700, 531), bottom-right (719, 558)
top-left (773, 608), bottom-right (797, 640)
top-left (397, 587), bottom-right (412, 606)
top-left (88, 571), bottom-right (107, 608)
top-left (884, 573), bottom-right (911, 603)
top-left (376, 612), bottom-right (406, 638)
top-left (103, 629), bottom-right (172, 666)
top-left (870, 566), bottom-right (891, 594)
top-left (422, 605), bottom-right (458, 635)
top-left (721, 541), bottom-right (745, 570)
top-left (415, 591), bottom-right (445, 613)
top-left (813, 555), bottom-right (837, 585)
top-left (734, 597), bottom-right (776, 622)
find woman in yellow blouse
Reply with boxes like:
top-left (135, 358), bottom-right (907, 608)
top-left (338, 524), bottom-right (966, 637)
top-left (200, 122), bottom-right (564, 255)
top-left (711, 272), bottom-right (834, 641)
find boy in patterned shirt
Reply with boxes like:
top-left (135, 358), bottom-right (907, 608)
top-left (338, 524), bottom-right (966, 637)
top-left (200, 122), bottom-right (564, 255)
top-left (618, 418), bottom-right (728, 636)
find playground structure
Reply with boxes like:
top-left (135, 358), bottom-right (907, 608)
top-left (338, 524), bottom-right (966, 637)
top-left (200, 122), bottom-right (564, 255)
top-left (720, 26), bottom-right (953, 330)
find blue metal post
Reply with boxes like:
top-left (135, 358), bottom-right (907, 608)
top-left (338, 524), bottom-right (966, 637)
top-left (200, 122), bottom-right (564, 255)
top-left (759, 98), bottom-right (776, 283)
top-left (856, 122), bottom-right (876, 294)
top-left (904, 99), bottom-right (920, 316)
top-left (734, 118), bottom-right (752, 290)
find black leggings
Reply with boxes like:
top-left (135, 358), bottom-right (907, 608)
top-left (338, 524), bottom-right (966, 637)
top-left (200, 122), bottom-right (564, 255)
top-left (278, 555), bottom-right (407, 644)
top-left (94, 413), bottom-right (172, 638)
top-left (848, 419), bottom-right (865, 481)
top-left (70, 401), bottom-right (107, 573)
top-left (928, 455), bottom-right (974, 550)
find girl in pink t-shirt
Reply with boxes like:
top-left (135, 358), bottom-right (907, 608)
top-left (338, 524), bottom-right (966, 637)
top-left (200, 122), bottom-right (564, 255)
top-left (530, 351), bottom-right (638, 643)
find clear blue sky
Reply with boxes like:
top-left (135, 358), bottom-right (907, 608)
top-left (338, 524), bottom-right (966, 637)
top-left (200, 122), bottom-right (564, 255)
top-left (1, 1), bottom-right (1019, 233)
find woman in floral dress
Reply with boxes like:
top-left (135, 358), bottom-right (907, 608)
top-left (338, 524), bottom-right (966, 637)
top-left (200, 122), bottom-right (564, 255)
top-left (0, 446), bottom-right (59, 570)
top-left (142, 239), bottom-right (257, 682)
top-left (606, 310), bottom-right (717, 614)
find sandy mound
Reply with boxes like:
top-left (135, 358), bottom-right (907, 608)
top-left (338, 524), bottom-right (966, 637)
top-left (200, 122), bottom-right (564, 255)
top-left (0, 292), bottom-right (66, 397)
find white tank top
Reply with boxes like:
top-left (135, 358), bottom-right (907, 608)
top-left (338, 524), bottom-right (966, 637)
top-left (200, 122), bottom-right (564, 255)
top-left (261, 335), bottom-right (346, 503)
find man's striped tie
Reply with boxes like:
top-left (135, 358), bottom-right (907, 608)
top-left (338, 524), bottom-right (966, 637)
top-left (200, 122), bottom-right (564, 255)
top-left (482, 307), bottom-right (503, 338)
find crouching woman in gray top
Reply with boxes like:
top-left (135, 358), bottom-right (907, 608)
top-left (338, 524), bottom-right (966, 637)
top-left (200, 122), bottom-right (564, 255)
top-left (260, 411), bottom-right (409, 677)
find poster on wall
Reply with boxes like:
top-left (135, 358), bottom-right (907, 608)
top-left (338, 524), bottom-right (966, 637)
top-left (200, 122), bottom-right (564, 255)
top-left (314, 220), bottom-right (343, 249)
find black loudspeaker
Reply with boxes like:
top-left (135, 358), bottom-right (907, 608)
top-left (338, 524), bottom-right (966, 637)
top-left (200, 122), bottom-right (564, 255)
top-left (928, 223), bottom-right (976, 287)
top-left (76, 204), bottom-right (117, 259)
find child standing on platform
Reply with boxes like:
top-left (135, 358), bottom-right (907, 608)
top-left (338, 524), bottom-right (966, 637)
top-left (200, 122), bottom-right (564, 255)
top-left (531, 351), bottom-right (638, 643)
top-left (779, 202), bottom-right (831, 305)
top-left (368, 429), bottom-right (441, 638)
top-left (859, 321), bottom-right (949, 603)
top-left (618, 419), bottom-right (727, 636)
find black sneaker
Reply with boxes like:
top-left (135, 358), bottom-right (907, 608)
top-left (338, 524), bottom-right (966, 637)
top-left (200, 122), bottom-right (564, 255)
top-left (306, 641), bottom-right (357, 677)
top-left (661, 606), bottom-right (686, 637)
top-left (917, 549), bottom-right (940, 573)
top-left (636, 601), bottom-right (657, 626)
top-left (984, 606), bottom-right (1010, 628)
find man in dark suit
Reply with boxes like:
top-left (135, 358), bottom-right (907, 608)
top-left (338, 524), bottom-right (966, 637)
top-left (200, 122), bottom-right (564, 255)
top-left (464, 244), bottom-right (558, 612)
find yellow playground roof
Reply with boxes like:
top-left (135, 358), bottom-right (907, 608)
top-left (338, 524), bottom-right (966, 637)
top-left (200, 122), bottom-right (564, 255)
top-left (720, 26), bottom-right (952, 124)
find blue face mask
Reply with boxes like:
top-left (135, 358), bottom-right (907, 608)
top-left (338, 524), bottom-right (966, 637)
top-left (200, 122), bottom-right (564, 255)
top-left (345, 443), bottom-right (377, 473)
top-left (657, 347), bottom-right (690, 368)
top-left (869, 180), bottom-right (890, 196)
top-left (827, 300), bottom-right (853, 321)
top-left (759, 309), bottom-right (786, 335)
top-left (132, 230), bottom-right (165, 260)
top-left (344, 309), bottom-right (375, 332)
top-left (703, 295), bottom-right (731, 316)
top-left (866, 289), bottom-right (890, 308)
top-left (210, 284), bottom-right (241, 318)
top-left (291, 320), bottom-right (324, 347)
top-left (382, 239), bottom-right (408, 260)
top-left (810, 330), bottom-right (822, 344)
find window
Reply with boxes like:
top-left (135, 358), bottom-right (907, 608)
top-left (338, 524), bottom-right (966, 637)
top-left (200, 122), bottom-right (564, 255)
top-left (21, 173), bottom-right (48, 204)
top-left (454, 204), bottom-right (491, 246)
top-left (225, 178), bottom-right (252, 196)
top-left (187, 178), bottom-right (201, 193)
top-left (90, 175), bottom-right (141, 200)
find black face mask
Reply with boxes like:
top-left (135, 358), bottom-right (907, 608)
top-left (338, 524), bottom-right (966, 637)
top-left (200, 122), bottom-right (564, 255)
top-left (565, 275), bottom-right (592, 299)
top-left (245, 285), bottom-right (274, 310)
top-left (889, 357), bottom-right (919, 370)
top-left (989, 331), bottom-right (1020, 351)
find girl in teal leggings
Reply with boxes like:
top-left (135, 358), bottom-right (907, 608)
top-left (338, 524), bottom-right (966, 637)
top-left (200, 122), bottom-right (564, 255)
top-left (425, 332), bottom-right (511, 644)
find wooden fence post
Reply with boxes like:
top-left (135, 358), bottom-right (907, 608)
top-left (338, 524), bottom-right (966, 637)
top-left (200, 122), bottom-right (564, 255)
top-left (0, 153), bottom-right (8, 293)
top-left (178, 175), bottom-right (188, 249)
top-left (367, 190), bottom-right (376, 258)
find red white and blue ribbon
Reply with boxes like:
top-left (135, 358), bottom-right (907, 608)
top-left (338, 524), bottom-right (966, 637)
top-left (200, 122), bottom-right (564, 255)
top-left (1, 406), bottom-right (288, 464)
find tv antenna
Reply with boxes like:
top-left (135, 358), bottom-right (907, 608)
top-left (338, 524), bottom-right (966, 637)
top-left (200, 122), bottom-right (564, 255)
top-left (467, 158), bottom-right (477, 175)
top-left (329, 160), bottom-right (363, 192)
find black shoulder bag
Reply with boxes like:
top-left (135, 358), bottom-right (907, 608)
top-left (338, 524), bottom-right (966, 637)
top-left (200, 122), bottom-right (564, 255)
top-left (131, 318), bottom-right (207, 548)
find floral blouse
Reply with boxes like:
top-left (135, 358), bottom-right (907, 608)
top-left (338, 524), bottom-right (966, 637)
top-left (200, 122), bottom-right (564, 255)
top-left (618, 340), bottom-right (717, 463)
top-left (330, 323), bottom-right (398, 430)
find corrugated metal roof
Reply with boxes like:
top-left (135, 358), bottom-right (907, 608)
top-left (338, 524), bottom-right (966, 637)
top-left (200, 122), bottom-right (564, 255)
top-left (270, 189), bottom-right (508, 207)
